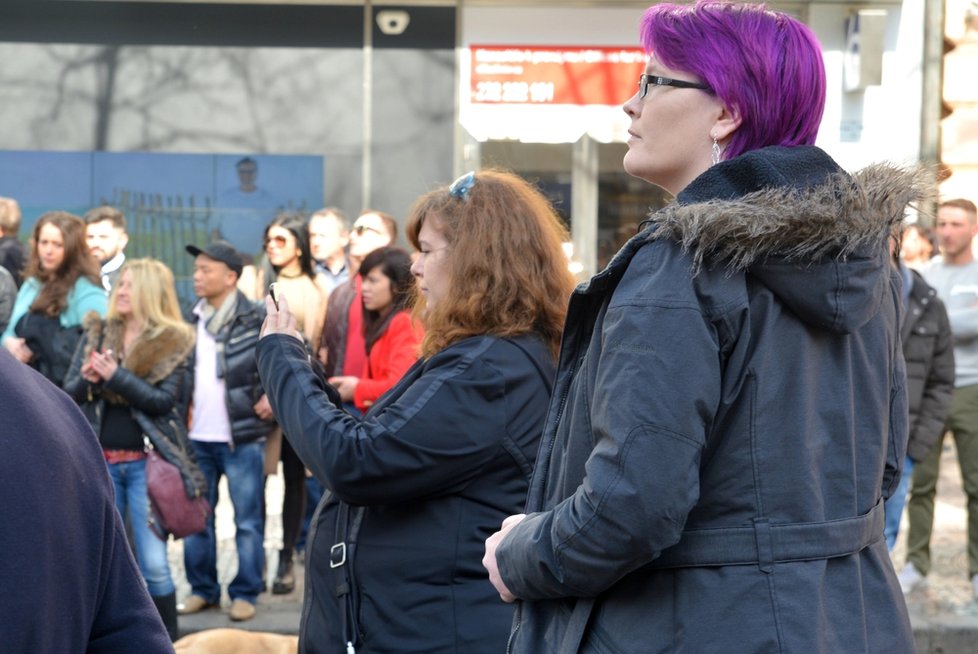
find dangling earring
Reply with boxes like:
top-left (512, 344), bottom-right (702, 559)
top-left (711, 135), bottom-right (721, 166)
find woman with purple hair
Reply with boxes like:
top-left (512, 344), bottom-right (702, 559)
top-left (484, 2), bottom-right (919, 652)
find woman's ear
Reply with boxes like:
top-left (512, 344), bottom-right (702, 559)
top-left (713, 103), bottom-right (743, 143)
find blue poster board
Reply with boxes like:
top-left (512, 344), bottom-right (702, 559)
top-left (0, 150), bottom-right (324, 301)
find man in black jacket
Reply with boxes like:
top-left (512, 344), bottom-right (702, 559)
top-left (884, 234), bottom-right (954, 550)
top-left (178, 241), bottom-right (274, 622)
top-left (0, 348), bottom-right (172, 652)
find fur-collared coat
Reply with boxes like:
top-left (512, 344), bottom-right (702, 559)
top-left (496, 146), bottom-right (920, 653)
top-left (63, 313), bottom-right (206, 499)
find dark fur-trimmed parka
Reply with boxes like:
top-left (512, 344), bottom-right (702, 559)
top-left (496, 146), bottom-right (922, 654)
top-left (63, 312), bottom-right (206, 499)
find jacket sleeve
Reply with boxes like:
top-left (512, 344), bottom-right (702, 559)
top-left (907, 298), bottom-right (955, 462)
top-left (0, 267), bottom-right (15, 332)
top-left (496, 244), bottom-right (722, 600)
top-left (103, 358), bottom-right (186, 417)
top-left (1, 278), bottom-right (38, 343)
top-left (944, 297), bottom-right (978, 342)
top-left (257, 333), bottom-right (510, 506)
top-left (62, 330), bottom-right (94, 402)
top-left (353, 312), bottom-right (423, 409)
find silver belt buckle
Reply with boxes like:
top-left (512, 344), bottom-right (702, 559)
top-left (330, 542), bottom-right (347, 568)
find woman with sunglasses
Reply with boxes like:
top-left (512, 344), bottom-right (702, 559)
top-left (62, 258), bottom-right (201, 641)
top-left (327, 246), bottom-right (423, 414)
top-left (257, 169), bottom-right (576, 653)
top-left (483, 2), bottom-right (921, 652)
top-left (244, 213), bottom-right (331, 347)
top-left (242, 212), bottom-right (333, 596)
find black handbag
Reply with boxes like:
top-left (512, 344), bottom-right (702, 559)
top-left (144, 439), bottom-right (211, 541)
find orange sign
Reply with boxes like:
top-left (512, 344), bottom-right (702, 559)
top-left (469, 45), bottom-right (647, 106)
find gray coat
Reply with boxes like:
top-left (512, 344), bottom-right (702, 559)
top-left (496, 146), bottom-right (921, 653)
top-left (0, 264), bottom-right (14, 333)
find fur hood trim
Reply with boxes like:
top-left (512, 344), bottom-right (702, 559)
top-left (81, 312), bottom-right (195, 385)
top-left (647, 163), bottom-right (934, 273)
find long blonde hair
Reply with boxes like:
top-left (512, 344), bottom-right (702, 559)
top-left (107, 258), bottom-right (194, 342)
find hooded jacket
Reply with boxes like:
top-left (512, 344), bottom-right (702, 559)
top-left (63, 313), bottom-right (207, 499)
top-left (495, 146), bottom-right (921, 653)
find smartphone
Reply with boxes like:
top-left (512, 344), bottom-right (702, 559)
top-left (269, 282), bottom-right (280, 310)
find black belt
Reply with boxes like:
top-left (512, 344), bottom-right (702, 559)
top-left (649, 499), bottom-right (885, 572)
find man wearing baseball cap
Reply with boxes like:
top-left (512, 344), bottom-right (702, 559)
top-left (179, 240), bottom-right (274, 622)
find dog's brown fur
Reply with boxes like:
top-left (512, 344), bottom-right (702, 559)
top-left (173, 629), bottom-right (298, 654)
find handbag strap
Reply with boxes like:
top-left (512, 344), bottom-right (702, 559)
top-left (332, 502), bottom-right (365, 654)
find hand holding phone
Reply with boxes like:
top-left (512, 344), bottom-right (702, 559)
top-left (269, 282), bottom-right (280, 310)
top-left (260, 284), bottom-right (301, 342)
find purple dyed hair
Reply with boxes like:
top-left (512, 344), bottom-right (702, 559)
top-left (640, 1), bottom-right (826, 160)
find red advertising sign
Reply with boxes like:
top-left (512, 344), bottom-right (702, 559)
top-left (469, 45), bottom-right (647, 106)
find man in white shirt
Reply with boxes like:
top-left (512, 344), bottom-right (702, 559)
top-left (178, 241), bottom-right (274, 622)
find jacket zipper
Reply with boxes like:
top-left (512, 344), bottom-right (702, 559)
top-left (298, 491), bottom-right (329, 649)
top-left (505, 301), bottom-right (586, 653)
top-left (506, 604), bottom-right (522, 654)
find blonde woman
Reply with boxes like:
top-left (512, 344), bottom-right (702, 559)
top-left (63, 258), bottom-right (202, 641)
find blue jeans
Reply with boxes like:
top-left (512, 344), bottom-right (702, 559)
top-left (183, 440), bottom-right (265, 603)
top-left (108, 458), bottom-right (175, 596)
top-left (884, 456), bottom-right (914, 551)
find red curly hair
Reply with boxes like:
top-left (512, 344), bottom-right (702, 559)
top-left (406, 169), bottom-right (576, 360)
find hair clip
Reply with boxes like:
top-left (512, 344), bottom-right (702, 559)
top-left (448, 171), bottom-right (476, 201)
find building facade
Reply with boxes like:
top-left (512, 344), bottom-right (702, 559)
top-left (0, 0), bottom-right (933, 280)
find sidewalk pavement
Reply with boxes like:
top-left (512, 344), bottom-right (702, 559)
top-left (170, 446), bottom-right (978, 652)
top-left (169, 472), bottom-right (304, 638)
top-left (899, 440), bottom-right (978, 653)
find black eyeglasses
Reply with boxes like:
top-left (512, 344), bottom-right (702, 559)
top-left (639, 74), bottom-right (711, 99)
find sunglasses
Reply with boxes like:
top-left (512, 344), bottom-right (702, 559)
top-left (638, 74), bottom-right (711, 99)
top-left (449, 171), bottom-right (476, 201)
top-left (353, 224), bottom-right (382, 236)
top-left (264, 234), bottom-right (288, 248)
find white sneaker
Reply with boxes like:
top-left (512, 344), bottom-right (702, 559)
top-left (898, 562), bottom-right (924, 594)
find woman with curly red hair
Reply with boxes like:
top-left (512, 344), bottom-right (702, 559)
top-left (256, 169), bottom-right (576, 653)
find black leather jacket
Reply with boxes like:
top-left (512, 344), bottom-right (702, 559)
top-left (63, 315), bottom-right (206, 498)
top-left (186, 291), bottom-right (273, 446)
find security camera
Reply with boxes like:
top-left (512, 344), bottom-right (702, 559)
top-left (376, 10), bottom-right (410, 36)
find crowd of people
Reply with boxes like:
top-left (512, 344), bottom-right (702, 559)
top-left (2, 2), bottom-right (977, 652)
